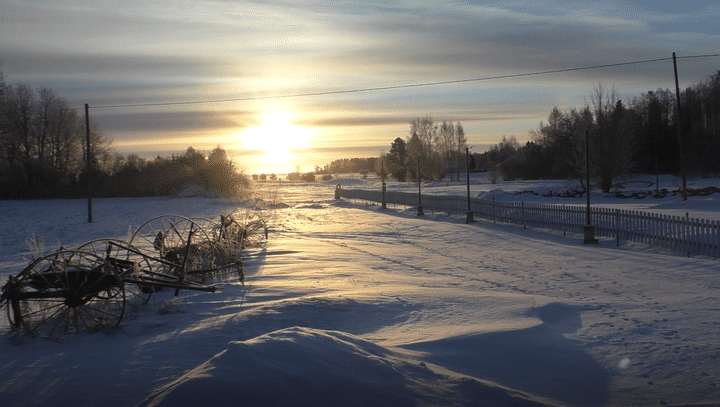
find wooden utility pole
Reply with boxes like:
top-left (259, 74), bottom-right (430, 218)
top-left (85, 104), bottom-right (93, 223)
top-left (584, 130), bottom-right (597, 244)
top-left (465, 146), bottom-right (473, 223)
top-left (672, 52), bottom-right (688, 201)
top-left (381, 161), bottom-right (387, 209)
top-left (417, 156), bottom-right (424, 216)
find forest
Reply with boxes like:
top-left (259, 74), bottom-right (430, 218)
top-left (378, 119), bottom-right (467, 183)
top-left (377, 70), bottom-right (719, 194)
top-left (0, 69), bottom-right (247, 199)
top-left (470, 72), bottom-right (720, 192)
top-left (3, 65), bottom-right (719, 198)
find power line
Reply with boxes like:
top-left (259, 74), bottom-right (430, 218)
top-left (84, 53), bottom-right (720, 110)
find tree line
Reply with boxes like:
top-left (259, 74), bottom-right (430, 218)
top-left (471, 71), bottom-right (720, 193)
top-left (100, 147), bottom-right (248, 197)
top-left (378, 118), bottom-right (468, 182)
top-left (317, 157), bottom-right (378, 175)
top-left (0, 68), bottom-right (248, 199)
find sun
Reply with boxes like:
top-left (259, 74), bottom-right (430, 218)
top-left (241, 111), bottom-right (312, 169)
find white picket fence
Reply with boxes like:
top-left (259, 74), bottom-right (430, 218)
top-left (337, 188), bottom-right (720, 258)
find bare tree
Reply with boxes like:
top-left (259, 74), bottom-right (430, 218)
top-left (588, 83), bottom-right (634, 192)
top-left (409, 116), bottom-right (446, 180)
top-left (36, 88), bottom-right (84, 176)
top-left (438, 121), bottom-right (455, 180)
top-left (4, 85), bottom-right (37, 168)
top-left (81, 121), bottom-right (114, 174)
top-left (410, 116), bottom-right (436, 162)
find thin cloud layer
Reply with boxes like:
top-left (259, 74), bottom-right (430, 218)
top-left (1, 0), bottom-right (718, 173)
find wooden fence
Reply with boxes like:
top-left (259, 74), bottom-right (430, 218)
top-left (337, 187), bottom-right (720, 258)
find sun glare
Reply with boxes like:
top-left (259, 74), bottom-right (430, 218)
top-left (241, 111), bottom-right (312, 171)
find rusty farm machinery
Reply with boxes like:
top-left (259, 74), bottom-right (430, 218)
top-left (0, 210), bottom-right (268, 339)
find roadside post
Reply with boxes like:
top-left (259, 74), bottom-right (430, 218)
top-left (85, 104), bottom-right (93, 223)
top-left (382, 181), bottom-right (387, 209)
top-left (417, 156), bottom-right (424, 216)
top-left (583, 130), bottom-right (598, 244)
top-left (381, 162), bottom-right (387, 209)
top-left (466, 146), bottom-right (474, 223)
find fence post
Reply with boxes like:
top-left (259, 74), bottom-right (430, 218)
top-left (466, 147), bottom-right (474, 223)
top-left (85, 104), bottom-right (93, 223)
top-left (417, 157), bottom-right (424, 216)
top-left (713, 220), bottom-right (718, 257)
top-left (339, 187), bottom-right (719, 259)
top-left (615, 209), bottom-right (620, 246)
top-left (381, 181), bottom-right (387, 209)
top-left (685, 212), bottom-right (690, 257)
top-left (491, 198), bottom-right (495, 223)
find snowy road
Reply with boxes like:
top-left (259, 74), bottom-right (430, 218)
top-left (267, 200), bottom-right (720, 406)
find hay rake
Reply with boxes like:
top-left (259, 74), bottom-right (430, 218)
top-left (1, 211), bottom-right (268, 339)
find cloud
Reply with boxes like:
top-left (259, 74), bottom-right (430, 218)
top-left (0, 48), bottom-right (222, 78)
top-left (300, 116), bottom-right (411, 127)
top-left (0, 47), bottom-right (250, 108)
top-left (306, 1), bottom-right (717, 87)
top-left (301, 112), bottom-right (539, 128)
top-left (4, 0), bottom-right (716, 106)
top-left (2, 0), bottom-right (717, 170)
top-left (94, 110), bottom-right (254, 133)
top-left (302, 145), bottom-right (388, 155)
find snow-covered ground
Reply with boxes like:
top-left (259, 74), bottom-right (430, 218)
top-left (1, 174), bottom-right (720, 406)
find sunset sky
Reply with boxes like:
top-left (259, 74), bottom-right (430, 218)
top-left (2, 1), bottom-right (718, 174)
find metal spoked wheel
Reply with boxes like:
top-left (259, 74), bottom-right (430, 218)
top-left (7, 251), bottom-right (125, 340)
top-left (129, 215), bottom-right (223, 283)
top-left (191, 217), bottom-right (221, 240)
top-left (242, 218), bottom-right (268, 249)
top-left (223, 210), bottom-right (268, 249)
top-left (76, 239), bottom-right (156, 307)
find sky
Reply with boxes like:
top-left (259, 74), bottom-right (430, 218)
top-left (1, 0), bottom-right (719, 174)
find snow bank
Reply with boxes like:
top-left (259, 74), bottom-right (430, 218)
top-left (174, 184), bottom-right (218, 198)
top-left (140, 326), bottom-right (548, 407)
top-left (3, 176), bottom-right (720, 407)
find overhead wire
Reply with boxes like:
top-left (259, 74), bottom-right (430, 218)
top-left (77, 53), bottom-right (720, 110)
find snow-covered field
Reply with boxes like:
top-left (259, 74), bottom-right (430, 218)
top-left (1, 174), bottom-right (720, 406)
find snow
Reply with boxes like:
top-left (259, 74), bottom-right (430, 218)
top-left (2, 174), bottom-right (720, 406)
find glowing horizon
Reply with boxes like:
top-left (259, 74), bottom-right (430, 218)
top-left (4, 1), bottom-right (716, 176)
top-left (237, 111), bottom-right (314, 173)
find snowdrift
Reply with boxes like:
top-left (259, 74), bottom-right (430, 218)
top-left (3, 175), bottom-right (720, 406)
top-left (139, 326), bottom-right (550, 407)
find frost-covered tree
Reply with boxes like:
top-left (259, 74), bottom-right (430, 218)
top-left (408, 116), bottom-right (444, 180)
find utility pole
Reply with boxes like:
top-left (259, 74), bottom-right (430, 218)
top-left (381, 161), bottom-right (387, 209)
top-left (673, 52), bottom-right (688, 201)
top-left (417, 156), bottom-right (424, 216)
top-left (465, 146), bottom-right (473, 223)
top-left (85, 104), bottom-right (93, 223)
top-left (584, 130), bottom-right (597, 244)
